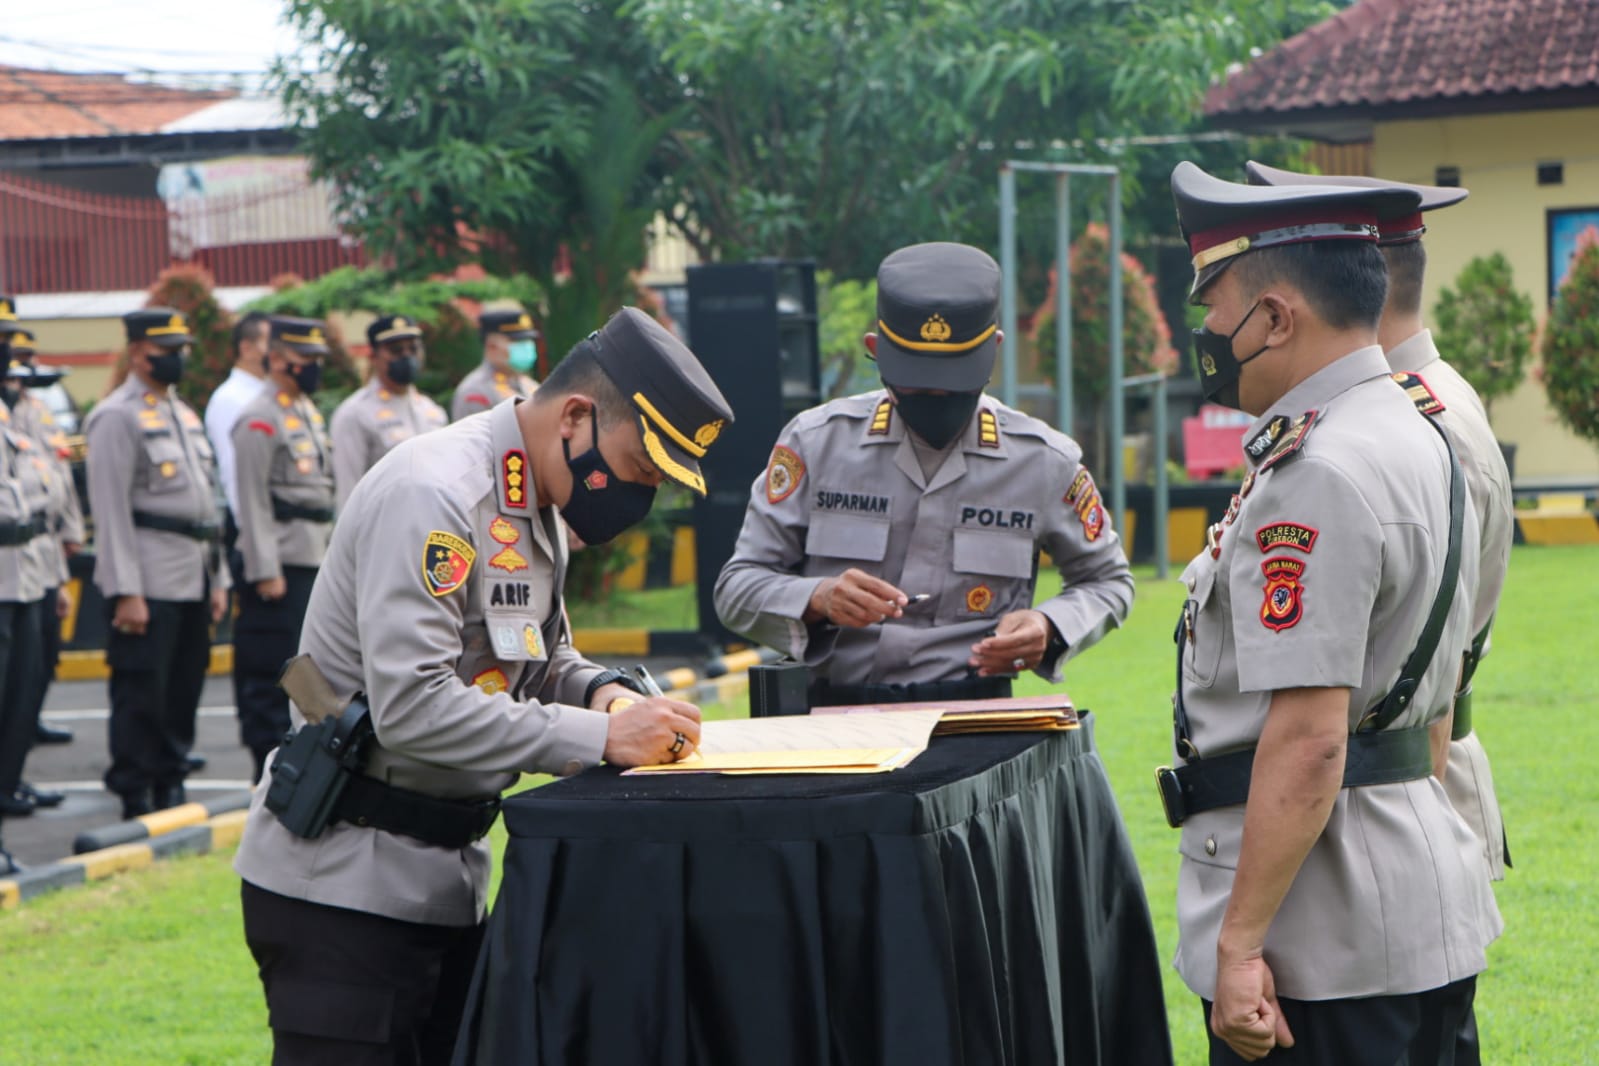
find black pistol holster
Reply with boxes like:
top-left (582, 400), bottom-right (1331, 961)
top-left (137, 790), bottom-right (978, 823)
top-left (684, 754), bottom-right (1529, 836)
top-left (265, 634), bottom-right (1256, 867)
top-left (264, 696), bottom-right (375, 839)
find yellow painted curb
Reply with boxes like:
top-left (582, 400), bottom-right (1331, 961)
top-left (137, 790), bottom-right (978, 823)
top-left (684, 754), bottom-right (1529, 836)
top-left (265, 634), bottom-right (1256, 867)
top-left (571, 629), bottom-right (650, 655)
top-left (66, 842), bottom-right (154, 881)
top-left (718, 649), bottom-right (764, 675)
top-left (137, 802), bottom-right (210, 837)
top-left (663, 667), bottom-right (698, 691)
top-left (1517, 514), bottom-right (1599, 545)
top-left (209, 809), bottom-right (250, 849)
top-left (0, 880), bottom-right (18, 910)
top-left (56, 644), bottom-right (234, 682)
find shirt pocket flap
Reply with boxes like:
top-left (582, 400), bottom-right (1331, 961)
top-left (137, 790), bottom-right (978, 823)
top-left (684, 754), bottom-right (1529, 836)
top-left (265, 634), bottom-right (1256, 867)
top-left (952, 528), bottom-right (1034, 579)
top-left (804, 513), bottom-right (889, 563)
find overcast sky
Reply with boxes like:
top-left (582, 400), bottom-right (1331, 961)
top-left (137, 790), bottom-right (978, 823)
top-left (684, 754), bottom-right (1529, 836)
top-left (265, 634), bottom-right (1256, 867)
top-left (3, 0), bottom-right (299, 82)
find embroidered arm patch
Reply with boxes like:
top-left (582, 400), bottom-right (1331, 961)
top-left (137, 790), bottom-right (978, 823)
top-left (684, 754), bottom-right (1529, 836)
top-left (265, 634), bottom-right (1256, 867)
top-left (766, 445), bottom-right (804, 504)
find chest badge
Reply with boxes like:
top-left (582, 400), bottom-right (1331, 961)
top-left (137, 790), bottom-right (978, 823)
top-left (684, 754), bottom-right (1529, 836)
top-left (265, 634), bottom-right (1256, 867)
top-left (422, 531), bottom-right (475, 597)
top-left (488, 516), bottom-right (529, 573)
top-left (473, 668), bottom-right (508, 695)
top-left (523, 623), bottom-right (546, 660)
top-left (965, 583), bottom-right (994, 614)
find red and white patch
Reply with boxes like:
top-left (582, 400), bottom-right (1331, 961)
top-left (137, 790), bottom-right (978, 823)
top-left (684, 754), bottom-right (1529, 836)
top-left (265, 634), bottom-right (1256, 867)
top-left (1260, 557), bottom-right (1306, 632)
top-left (584, 470), bottom-right (609, 492)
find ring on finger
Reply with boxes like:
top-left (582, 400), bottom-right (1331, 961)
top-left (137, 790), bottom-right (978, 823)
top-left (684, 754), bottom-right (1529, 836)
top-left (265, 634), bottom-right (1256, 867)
top-left (1013, 657), bottom-right (1027, 670)
top-left (669, 732), bottom-right (687, 757)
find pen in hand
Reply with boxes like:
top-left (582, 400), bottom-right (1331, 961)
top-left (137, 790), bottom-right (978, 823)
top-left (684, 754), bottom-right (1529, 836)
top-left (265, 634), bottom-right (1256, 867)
top-left (633, 665), bottom-right (667, 698)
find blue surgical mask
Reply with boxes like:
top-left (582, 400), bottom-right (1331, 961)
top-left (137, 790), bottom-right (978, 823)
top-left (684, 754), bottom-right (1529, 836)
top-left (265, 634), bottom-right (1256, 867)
top-left (507, 340), bottom-right (538, 374)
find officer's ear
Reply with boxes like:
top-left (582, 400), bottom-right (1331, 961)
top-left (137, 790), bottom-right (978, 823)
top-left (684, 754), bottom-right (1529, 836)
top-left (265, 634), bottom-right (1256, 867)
top-left (1259, 291), bottom-right (1296, 348)
top-left (863, 333), bottom-right (877, 359)
top-left (557, 394), bottom-right (597, 440)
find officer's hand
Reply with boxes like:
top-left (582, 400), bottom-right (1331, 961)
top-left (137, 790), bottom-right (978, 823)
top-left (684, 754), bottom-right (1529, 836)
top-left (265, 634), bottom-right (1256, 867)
top-left (55, 587), bottom-right (71, 620)
top-left (969, 610), bottom-right (1051, 677)
top-left (256, 577), bottom-right (287, 602)
top-left (112, 594), bottom-right (149, 637)
top-left (602, 697), bottom-right (703, 768)
top-left (1211, 951), bottom-right (1292, 1061)
top-left (209, 587), bottom-right (229, 625)
top-left (806, 569), bottom-right (907, 628)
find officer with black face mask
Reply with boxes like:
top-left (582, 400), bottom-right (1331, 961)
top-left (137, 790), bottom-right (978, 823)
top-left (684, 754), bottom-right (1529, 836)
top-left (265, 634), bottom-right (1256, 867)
top-left (234, 306), bottom-right (733, 1064)
top-left (715, 241), bottom-right (1134, 707)
top-left (83, 308), bottom-right (230, 818)
top-left (230, 316), bottom-right (337, 781)
top-left (329, 314), bottom-right (448, 509)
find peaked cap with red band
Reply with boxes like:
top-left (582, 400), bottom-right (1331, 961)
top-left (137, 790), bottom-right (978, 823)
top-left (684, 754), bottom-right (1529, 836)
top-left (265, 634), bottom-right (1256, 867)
top-left (1171, 160), bottom-right (1422, 301)
top-left (1244, 161), bottom-right (1468, 247)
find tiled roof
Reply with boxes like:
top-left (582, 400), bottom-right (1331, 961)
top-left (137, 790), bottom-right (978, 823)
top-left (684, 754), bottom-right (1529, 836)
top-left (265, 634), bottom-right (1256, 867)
top-left (1205, 0), bottom-right (1599, 126)
top-left (0, 65), bottom-right (231, 141)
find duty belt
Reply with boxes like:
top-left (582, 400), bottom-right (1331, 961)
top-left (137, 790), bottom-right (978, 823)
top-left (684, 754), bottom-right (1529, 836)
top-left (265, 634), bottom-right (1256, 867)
top-left (0, 511), bottom-right (48, 546)
top-left (809, 674), bottom-right (1012, 707)
top-left (133, 510), bottom-right (221, 542)
top-left (271, 497), bottom-right (335, 523)
top-left (1157, 413), bottom-right (1465, 829)
top-left (333, 774), bottom-right (502, 850)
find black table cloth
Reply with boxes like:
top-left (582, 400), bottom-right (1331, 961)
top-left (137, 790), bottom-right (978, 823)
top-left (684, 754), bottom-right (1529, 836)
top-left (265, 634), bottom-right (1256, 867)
top-left (453, 714), bottom-right (1173, 1066)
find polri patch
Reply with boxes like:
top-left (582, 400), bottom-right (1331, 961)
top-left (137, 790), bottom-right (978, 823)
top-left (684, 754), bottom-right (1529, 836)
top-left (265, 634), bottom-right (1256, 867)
top-left (966, 583), bottom-right (994, 613)
top-left (422, 530), bottom-right (475, 597)
top-left (1065, 468), bottom-right (1094, 506)
top-left (766, 445), bottom-right (804, 504)
top-left (1260, 557), bottom-right (1306, 632)
top-left (1256, 522), bottom-right (1318, 554)
top-left (502, 450), bottom-right (528, 509)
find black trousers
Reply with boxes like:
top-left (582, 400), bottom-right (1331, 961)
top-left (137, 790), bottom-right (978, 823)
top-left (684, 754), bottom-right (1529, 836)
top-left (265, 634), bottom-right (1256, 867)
top-left (0, 598), bottom-right (45, 800)
top-left (22, 586), bottom-right (64, 739)
top-left (103, 597), bottom-right (211, 801)
top-left (241, 881), bottom-right (484, 1066)
top-left (233, 565), bottom-right (318, 780)
top-left (1204, 976), bottom-right (1478, 1066)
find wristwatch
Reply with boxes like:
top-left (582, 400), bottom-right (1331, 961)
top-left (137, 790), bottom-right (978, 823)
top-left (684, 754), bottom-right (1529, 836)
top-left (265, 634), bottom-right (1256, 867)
top-left (1043, 623), bottom-right (1069, 666)
top-left (584, 669), bottom-right (646, 708)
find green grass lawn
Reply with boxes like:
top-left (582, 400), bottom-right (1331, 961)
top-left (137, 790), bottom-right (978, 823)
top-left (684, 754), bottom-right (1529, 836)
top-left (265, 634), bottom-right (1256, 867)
top-left (567, 582), bottom-right (697, 630)
top-left (2, 545), bottom-right (1595, 1063)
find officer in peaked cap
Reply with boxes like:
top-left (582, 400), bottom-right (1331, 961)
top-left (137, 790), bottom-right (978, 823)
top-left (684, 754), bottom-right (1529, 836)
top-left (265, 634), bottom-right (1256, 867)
top-left (452, 307), bottom-right (541, 421)
top-left (84, 308), bottom-right (229, 819)
top-left (230, 315), bottom-right (337, 781)
top-left (234, 305), bottom-right (733, 1063)
top-left (1162, 161), bottom-right (1500, 1065)
top-left (329, 314), bottom-right (448, 508)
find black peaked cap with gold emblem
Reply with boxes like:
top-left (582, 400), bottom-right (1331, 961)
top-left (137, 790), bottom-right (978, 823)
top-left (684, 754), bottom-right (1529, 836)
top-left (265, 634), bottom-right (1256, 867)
top-left (480, 308), bottom-right (540, 341)
top-left (584, 306), bottom-right (734, 498)
top-left (874, 242), bottom-right (1001, 392)
top-left (1172, 160), bottom-right (1422, 301)
top-left (125, 307), bottom-right (194, 347)
top-left (270, 315), bottom-right (331, 357)
top-left (367, 314), bottom-right (423, 347)
top-left (0, 294), bottom-right (21, 336)
top-left (1244, 160), bottom-right (1468, 246)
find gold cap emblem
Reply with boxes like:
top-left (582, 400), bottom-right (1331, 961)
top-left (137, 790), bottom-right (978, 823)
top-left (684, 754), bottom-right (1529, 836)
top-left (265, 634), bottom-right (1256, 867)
top-left (1200, 354), bottom-right (1217, 376)
top-left (920, 314), bottom-right (952, 343)
top-left (694, 420), bottom-right (724, 449)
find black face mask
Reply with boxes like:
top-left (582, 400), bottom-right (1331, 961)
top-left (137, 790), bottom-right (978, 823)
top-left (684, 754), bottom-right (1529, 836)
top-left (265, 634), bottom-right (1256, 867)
top-left (148, 349), bottom-right (187, 385)
top-left (386, 355), bottom-right (418, 386)
top-left (1191, 300), bottom-right (1269, 410)
top-left (888, 386), bottom-right (980, 450)
top-left (559, 413), bottom-right (656, 546)
top-left (290, 361), bottom-right (323, 395)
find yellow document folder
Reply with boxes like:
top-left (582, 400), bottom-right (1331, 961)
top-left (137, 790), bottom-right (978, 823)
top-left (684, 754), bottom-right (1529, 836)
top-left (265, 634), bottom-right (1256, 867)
top-left (623, 711), bottom-right (942, 775)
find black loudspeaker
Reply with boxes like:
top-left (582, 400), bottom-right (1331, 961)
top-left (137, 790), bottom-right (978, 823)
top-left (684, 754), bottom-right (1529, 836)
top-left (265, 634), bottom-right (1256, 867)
top-left (687, 261), bottom-right (820, 644)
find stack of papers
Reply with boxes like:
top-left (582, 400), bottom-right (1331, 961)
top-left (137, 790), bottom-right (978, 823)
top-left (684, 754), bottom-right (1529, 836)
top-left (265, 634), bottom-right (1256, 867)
top-left (624, 710), bottom-right (942, 776)
top-left (812, 695), bottom-right (1078, 735)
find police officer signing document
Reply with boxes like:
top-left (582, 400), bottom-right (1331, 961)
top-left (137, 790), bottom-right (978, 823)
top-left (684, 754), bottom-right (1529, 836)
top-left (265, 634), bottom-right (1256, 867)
top-left (716, 242), bottom-right (1133, 705)
top-left (235, 307), bottom-right (732, 1064)
top-left (1161, 162), bottom-right (1500, 1064)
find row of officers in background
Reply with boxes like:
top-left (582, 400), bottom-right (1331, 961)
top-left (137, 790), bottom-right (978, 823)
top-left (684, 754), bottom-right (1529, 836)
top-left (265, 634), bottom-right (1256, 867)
top-left (0, 302), bottom-right (542, 868)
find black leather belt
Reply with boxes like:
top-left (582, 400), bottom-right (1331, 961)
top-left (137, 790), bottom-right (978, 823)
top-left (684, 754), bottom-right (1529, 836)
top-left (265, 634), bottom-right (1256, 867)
top-left (0, 511), bottom-right (47, 546)
top-left (134, 510), bottom-right (220, 542)
top-left (333, 774), bottom-right (502, 849)
top-left (1451, 688), bottom-right (1473, 741)
top-left (809, 675), bottom-right (1012, 707)
top-left (1155, 725), bottom-right (1433, 828)
top-left (272, 497), bottom-right (335, 523)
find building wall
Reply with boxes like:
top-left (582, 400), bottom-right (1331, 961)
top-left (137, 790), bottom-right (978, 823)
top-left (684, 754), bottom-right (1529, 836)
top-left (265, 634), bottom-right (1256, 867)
top-left (1375, 107), bottom-right (1599, 483)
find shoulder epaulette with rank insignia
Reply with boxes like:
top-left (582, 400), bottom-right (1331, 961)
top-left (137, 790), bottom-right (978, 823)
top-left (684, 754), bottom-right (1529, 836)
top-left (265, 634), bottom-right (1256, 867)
top-left (1390, 371), bottom-right (1445, 416)
top-left (977, 408), bottom-right (999, 448)
top-left (1258, 410), bottom-right (1318, 473)
top-left (868, 399), bottom-right (892, 436)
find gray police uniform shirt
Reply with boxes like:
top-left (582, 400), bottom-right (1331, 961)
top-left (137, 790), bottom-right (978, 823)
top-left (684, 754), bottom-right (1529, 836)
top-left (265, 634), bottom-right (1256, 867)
top-left (84, 379), bottom-right (228, 602)
top-left (1172, 345), bottom-right (1501, 1002)
top-left (234, 397), bottom-right (612, 926)
top-left (450, 362), bottom-right (535, 422)
top-left (714, 390), bottom-right (1134, 685)
top-left (231, 388), bottom-right (335, 583)
top-left (1388, 329), bottom-right (1514, 881)
top-left (330, 379), bottom-right (448, 509)
top-left (0, 405), bottom-right (51, 605)
top-left (13, 392), bottom-right (84, 587)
